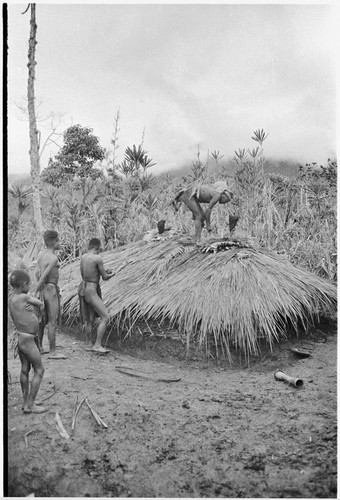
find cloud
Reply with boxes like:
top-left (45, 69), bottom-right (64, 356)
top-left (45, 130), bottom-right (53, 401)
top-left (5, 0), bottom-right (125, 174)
top-left (7, 4), bottom-right (336, 175)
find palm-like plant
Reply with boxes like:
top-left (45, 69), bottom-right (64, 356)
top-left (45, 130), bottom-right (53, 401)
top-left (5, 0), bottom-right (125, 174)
top-left (42, 185), bottom-right (63, 227)
top-left (124, 144), bottom-right (145, 170)
top-left (117, 160), bottom-right (135, 178)
top-left (143, 193), bottom-right (158, 211)
top-left (8, 183), bottom-right (32, 215)
top-left (234, 148), bottom-right (249, 164)
top-left (64, 199), bottom-right (84, 257)
top-left (210, 150), bottom-right (224, 165)
top-left (139, 172), bottom-right (156, 192)
top-left (8, 215), bottom-right (20, 236)
top-left (87, 201), bottom-right (107, 241)
top-left (251, 128), bottom-right (269, 147)
top-left (140, 154), bottom-right (156, 172)
top-left (247, 147), bottom-right (261, 161)
top-left (124, 145), bottom-right (156, 178)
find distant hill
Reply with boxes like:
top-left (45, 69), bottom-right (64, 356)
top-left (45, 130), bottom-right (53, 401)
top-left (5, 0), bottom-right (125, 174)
top-left (157, 157), bottom-right (301, 181)
top-left (8, 173), bottom-right (32, 185)
top-left (7, 157), bottom-right (302, 187)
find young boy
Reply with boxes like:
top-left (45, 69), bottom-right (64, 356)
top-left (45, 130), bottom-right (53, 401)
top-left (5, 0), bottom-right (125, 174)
top-left (8, 270), bottom-right (47, 414)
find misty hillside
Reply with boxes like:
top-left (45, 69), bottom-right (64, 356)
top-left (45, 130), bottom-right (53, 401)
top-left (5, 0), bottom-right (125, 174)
top-left (7, 157), bottom-right (306, 188)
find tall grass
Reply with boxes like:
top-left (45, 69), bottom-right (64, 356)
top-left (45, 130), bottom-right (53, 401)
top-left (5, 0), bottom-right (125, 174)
top-left (7, 132), bottom-right (337, 282)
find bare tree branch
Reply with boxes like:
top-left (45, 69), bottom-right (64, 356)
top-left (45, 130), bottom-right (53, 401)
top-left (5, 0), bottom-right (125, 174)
top-left (21, 4), bottom-right (30, 15)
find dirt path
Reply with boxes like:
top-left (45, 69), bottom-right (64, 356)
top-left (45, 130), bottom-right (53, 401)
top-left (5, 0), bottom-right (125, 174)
top-left (6, 324), bottom-right (337, 498)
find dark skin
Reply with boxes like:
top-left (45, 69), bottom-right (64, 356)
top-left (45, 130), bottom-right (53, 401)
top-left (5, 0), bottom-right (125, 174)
top-left (9, 280), bottom-right (47, 414)
top-left (173, 185), bottom-right (233, 242)
top-left (80, 245), bottom-right (114, 353)
top-left (35, 236), bottom-right (66, 359)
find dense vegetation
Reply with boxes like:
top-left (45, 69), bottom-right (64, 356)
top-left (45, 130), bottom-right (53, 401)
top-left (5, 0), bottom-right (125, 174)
top-left (8, 127), bottom-right (337, 283)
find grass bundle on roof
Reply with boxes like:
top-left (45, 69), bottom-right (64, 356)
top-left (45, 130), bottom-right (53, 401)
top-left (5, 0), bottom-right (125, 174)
top-left (59, 237), bottom-right (337, 362)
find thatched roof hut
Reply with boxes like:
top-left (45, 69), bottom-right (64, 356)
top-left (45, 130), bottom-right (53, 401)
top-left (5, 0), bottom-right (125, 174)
top-left (59, 236), bottom-right (336, 361)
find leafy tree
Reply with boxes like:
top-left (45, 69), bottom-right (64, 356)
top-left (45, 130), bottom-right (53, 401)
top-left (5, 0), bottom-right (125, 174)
top-left (42, 124), bottom-right (106, 186)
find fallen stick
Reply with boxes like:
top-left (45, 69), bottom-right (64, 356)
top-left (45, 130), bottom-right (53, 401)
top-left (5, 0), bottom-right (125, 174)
top-left (55, 412), bottom-right (70, 439)
top-left (85, 398), bottom-right (108, 428)
top-left (71, 396), bottom-right (78, 430)
top-left (41, 391), bottom-right (57, 403)
top-left (24, 430), bottom-right (34, 448)
top-left (71, 396), bottom-right (87, 432)
top-left (115, 366), bottom-right (181, 383)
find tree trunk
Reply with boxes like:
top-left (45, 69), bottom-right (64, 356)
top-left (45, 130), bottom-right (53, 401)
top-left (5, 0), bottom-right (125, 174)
top-left (27, 3), bottom-right (44, 248)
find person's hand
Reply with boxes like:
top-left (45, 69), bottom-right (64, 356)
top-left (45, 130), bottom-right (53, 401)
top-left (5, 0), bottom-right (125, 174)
top-left (25, 303), bottom-right (34, 312)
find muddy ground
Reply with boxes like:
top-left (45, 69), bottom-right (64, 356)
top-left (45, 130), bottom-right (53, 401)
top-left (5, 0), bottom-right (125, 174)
top-left (6, 318), bottom-right (337, 498)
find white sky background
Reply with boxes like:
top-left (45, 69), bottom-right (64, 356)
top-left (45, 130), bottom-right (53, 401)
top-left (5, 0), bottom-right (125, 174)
top-left (7, 2), bottom-right (338, 176)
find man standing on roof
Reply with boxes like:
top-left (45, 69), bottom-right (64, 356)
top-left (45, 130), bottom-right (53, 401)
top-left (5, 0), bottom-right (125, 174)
top-left (78, 238), bottom-right (114, 354)
top-left (35, 230), bottom-right (67, 359)
top-left (172, 181), bottom-right (234, 242)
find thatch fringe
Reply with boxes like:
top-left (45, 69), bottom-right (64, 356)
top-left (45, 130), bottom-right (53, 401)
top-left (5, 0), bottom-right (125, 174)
top-left (59, 237), bottom-right (337, 361)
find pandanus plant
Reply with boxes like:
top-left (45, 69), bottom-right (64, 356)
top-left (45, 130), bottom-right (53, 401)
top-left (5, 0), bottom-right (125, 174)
top-left (8, 183), bottom-right (32, 216)
top-left (210, 150), bottom-right (224, 166)
top-left (124, 145), bottom-right (145, 173)
top-left (251, 128), bottom-right (269, 148)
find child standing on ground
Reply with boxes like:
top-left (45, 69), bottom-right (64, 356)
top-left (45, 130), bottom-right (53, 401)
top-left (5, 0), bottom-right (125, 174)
top-left (8, 270), bottom-right (47, 414)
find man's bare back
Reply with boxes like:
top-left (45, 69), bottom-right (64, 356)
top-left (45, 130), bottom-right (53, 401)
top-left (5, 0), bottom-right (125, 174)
top-left (36, 250), bottom-right (59, 287)
top-left (80, 253), bottom-right (103, 283)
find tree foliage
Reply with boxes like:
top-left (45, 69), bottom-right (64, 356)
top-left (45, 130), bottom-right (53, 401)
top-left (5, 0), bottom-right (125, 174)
top-left (42, 124), bottom-right (106, 186)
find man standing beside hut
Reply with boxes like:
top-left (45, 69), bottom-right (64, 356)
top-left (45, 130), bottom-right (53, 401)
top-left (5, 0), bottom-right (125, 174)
top-left (35, 230), bottom-right (67, 359)
top-left (78, 238), bottom-right (114, 353)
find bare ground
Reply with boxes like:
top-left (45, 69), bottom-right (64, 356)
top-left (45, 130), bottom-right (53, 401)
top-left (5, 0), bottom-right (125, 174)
top-left (6, 319), bottom-right (337, 498)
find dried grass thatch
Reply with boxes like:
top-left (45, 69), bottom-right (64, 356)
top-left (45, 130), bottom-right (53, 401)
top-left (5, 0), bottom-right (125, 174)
top-left (60, 236), bottom-right (337, 361)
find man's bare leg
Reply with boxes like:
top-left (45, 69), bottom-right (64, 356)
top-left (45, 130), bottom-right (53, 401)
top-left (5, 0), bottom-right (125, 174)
top-left (178, 192), bottom-right (205, 242)
top-left (38, 321), bottom-right (46, 352)
top-left (85, 293), bottom-right (110, 353)
top-left (45, 285), bottom-right (67, 359)
top-left (204, 208), bottom-right (213, 233)
top-left (18, 335), bottom-right (47, 414)
top-left (18, 352), bottom-right (30, 407)
top-left (93, 316), bottom-right (109, 352)
top-left (85, 307), bottom-right (95, 345)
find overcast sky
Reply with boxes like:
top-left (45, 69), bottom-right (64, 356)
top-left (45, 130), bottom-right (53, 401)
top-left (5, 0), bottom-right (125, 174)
top-left (7, 2), bottom-right (338, 177)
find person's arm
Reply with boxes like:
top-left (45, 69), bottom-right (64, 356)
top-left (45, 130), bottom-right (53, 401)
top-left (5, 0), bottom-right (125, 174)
top-left (35, 266), bottom-right (40, 282)
top-left (204, 192), bottom-right (221, 228)
top-left (26, 295), bottom-right (44, 309)
top-left (80, 258), bottom-right (84, 280)
top-left (34, 256), bottom-right (58, 294)
top-left (97, 256), bottom-right (114, 281)
top-left (207, 192), bottom-right (221, 211)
